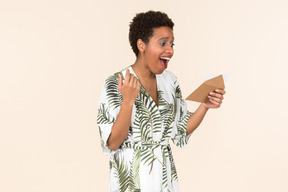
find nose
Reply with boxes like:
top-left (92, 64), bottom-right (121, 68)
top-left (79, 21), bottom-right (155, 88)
top-left (166, 45), bottom-right (174, 56)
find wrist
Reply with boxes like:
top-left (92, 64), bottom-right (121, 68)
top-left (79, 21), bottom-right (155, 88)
top-left (200, 103), bottom-right (209, 111)
top-left (122, 99), bottom-right (135, 107)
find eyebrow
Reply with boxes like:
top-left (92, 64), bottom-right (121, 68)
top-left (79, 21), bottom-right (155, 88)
top-left (158, 37), bottom-right (174, 41)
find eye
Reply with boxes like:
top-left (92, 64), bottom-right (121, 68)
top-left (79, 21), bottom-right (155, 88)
top-left (170, 43), bottom-right (175, 47)
top-left (159, 42), bottom-right (166, 46)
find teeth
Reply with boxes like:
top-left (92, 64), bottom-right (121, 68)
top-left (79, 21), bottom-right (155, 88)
top-left (160, 57), bottom-right (171, 61)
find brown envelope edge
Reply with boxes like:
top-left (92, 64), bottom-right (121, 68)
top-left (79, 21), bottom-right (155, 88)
top-left (185, 75), bottom-right (225, 103)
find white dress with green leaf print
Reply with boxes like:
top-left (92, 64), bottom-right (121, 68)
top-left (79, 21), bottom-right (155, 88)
top-left (97, 66), bottom-right (193, 192)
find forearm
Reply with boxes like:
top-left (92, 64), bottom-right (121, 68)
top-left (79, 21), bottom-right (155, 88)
top-left (107, 100), bottom-right (134, 151)
top-left (186, 103), bottom-right (209, 135)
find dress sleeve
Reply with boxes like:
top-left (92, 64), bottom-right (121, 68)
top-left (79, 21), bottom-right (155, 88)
top-left (97, 74), bottom-right (122, 155)
top-left (171, 76), bottom-right (193, 148)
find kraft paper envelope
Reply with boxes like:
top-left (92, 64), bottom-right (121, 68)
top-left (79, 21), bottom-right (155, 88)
top-left (186, 74), bottom-right (225, 103)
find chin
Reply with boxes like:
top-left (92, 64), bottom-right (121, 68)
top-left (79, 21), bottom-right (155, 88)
top-left (153, 69), bottom-right (165, 75)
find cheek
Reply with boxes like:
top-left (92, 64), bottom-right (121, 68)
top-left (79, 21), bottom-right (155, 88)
top-left (147, 51), bottom-right (159, 61)
top-left (145, 46), bottom-right (164, 61)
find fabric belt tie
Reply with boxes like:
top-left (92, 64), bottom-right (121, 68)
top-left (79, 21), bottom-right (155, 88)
top-left (122, 140), bottom-right (170, 167)
top-left (122, 140), bottom-right (169, 149)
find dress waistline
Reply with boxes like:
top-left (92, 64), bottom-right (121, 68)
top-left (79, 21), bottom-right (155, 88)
top-left (122, 140), bottom-right (169, 150)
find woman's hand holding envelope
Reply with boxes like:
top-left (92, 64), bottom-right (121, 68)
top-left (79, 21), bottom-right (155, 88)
top-left (185, 74), bottom-right (227, 135)
top-left (203, 89), bottom-right (226, 109)
top-left (185, 88), bottom-right (226, 135)
top-left (186, 74), bottom-right (226, 103)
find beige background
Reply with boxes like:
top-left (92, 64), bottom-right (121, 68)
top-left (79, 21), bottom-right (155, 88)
top-left (1, 0), bottom-right (288, 191)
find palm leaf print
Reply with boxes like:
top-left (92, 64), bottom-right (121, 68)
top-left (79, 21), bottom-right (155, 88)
top-left (129, 150), bottom-right (141, 191)
top-left (105, 74), bottom-right (122, 110)
top-left (162, 146), bottom-right (169, 188)
top-left (99, 70), bottom-right (194, 191)
top-left (129, 188), bottom-right (141, 192)
top-left (172, 112), bottom-right (192, 147)
top-left (112, 152), bottom-right (142, 192)
top-left (97, 103), bottom-right (115, 148)
top-left (111, 155), bottom-right (131, 192)
top-left (161, 126), bottom-right (172, 142)
top-left (158, 90), bottom-right (174, 116)
top-left (98, 128), bottom-right (105, 148)
top-left (174, 82), bottom-right (182, 99)
top-left (158, 91), bottom-right (174, 141)
top-left (168, 147), bottom-right (178, 182)
top-left (132, 86), bottom-right (164, 174)
top-left (97, 103), bottom-right (115, 124)
top-left (140, 146), bottom-right (157, 168)
top-left (134, 86), bottom-right (162, 142)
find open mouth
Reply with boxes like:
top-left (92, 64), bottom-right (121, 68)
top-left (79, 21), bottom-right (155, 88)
top-left (159, 57), bottom-right (171, 69)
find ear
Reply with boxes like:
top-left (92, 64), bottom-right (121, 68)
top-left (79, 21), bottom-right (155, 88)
top-left (137, 39), bottom-right (146, 53)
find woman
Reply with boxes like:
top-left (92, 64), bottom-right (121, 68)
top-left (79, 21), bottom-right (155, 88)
top-left (97, 10), bottom-right (225, 192)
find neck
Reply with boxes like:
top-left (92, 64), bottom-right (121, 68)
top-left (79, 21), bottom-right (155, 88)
top-left (132, 56), bottom-right (155, 80)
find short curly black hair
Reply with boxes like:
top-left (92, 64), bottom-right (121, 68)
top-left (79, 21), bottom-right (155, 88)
top-left (129, 10), bottom-right (174, 57)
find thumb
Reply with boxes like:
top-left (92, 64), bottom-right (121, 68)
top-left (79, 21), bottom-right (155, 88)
top-left (118, 73), bottom-right (123, 89)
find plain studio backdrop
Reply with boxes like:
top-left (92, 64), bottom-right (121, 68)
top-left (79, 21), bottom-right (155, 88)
top-left (1, 0), bottom-right (288, 191)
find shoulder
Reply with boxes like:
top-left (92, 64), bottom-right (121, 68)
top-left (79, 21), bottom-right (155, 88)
top-left (104, 74), bottom-right (118, 88)
top-left (104, 66), bottom-right (130, 86)
top-left (158, 70), bottom-right (178, 83)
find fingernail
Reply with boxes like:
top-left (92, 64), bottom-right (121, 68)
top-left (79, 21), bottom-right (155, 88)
top-left (209, 92), bottom-right (213, 95)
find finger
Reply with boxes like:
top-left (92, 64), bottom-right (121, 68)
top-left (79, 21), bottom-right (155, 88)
top-left (124, 69), bottom-right (131, 84)
top-left (128, 74), bottom-right (135, 86)
top-left (118, 73), bottom-right (123, 88)
top-left (133, 77), bottom-right (139, 89)
top-left (132, 76), bottom-right (137, 87)
top-left (129, 75), bottom-right (135, 86)
top-left (209, 98), bottom-right (221, 107)
top-left (209, 92), bottom-right (224, 100)
top-left (208, 95), bottom-right (222, 104)
top-left (215, 89), bottom-right (226, 95)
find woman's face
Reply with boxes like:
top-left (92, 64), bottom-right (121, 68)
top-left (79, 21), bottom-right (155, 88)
top-left (142, 26), bottom-right (174, 74)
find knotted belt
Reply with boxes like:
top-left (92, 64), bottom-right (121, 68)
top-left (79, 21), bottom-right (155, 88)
top-left (122, 140), bottom-right (170, 168)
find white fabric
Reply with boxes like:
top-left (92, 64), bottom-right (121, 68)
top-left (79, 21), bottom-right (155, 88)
top-left (97, 66), bottom-right (193, 192)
